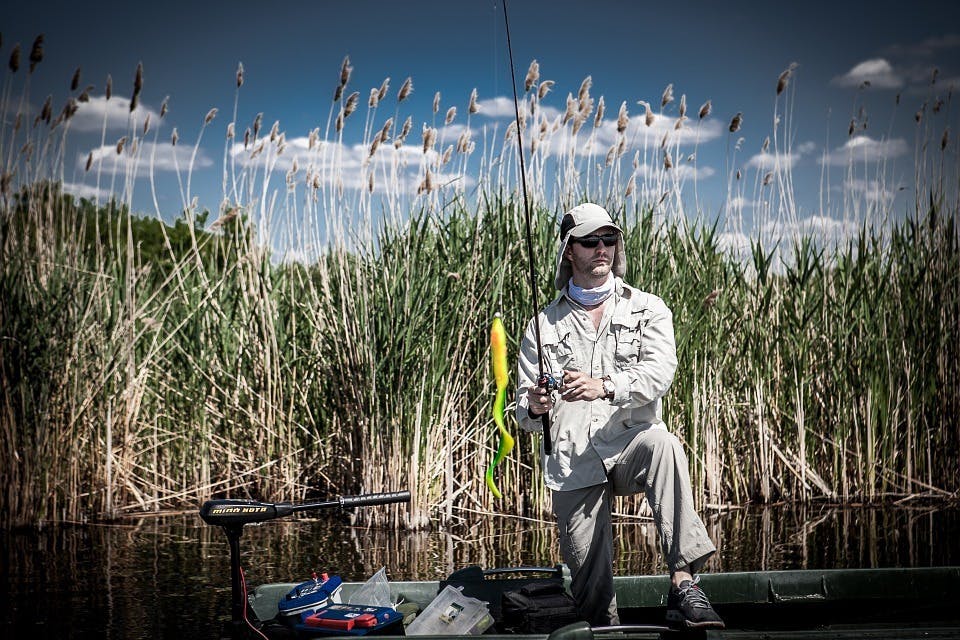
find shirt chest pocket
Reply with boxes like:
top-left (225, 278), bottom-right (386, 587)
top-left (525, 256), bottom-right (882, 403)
top-left (542, 327), bottom-right (576, 373)
top-left (613, 312), bottom-right (647, 366)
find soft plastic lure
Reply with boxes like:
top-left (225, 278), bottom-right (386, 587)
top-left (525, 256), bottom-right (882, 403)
top-left (485, 313), bottom-right (515, 499)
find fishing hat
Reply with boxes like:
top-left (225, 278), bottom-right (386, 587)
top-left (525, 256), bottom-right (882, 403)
top-left (554, 203), bottom-right (626, 290)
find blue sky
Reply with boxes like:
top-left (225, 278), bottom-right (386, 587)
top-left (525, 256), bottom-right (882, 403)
top-left (3, 0), bottom-right (958, 255)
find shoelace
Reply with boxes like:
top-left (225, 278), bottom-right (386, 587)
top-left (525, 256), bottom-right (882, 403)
top-left (677, 577), bottom-right (712, 609)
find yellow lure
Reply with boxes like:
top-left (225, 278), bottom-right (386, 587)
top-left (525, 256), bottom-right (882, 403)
top-left (485, 313), bottom-right (515, 499)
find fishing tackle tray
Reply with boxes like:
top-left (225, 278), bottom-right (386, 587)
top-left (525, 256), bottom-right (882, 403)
top-left (294, 603), bottom-right (404, 636)
top-left (440, 565), bottom-right (578, 632)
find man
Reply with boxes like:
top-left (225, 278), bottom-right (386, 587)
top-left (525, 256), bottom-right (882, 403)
top-left (515, 202), bottom-right (724, 630)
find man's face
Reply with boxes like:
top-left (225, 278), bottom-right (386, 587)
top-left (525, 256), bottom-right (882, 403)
top-left (564, 226), bottom-right (619, 283)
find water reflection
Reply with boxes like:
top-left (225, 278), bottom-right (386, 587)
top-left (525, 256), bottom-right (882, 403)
top-left (1, 505), bottom-right (957, 639)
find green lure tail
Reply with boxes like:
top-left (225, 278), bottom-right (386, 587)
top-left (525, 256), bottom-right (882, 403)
top-left (485, 315), bottom-right (515, 499)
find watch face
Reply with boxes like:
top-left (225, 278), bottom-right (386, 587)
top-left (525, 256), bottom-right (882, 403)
top-left (603, 379), bottom-right (615, 396)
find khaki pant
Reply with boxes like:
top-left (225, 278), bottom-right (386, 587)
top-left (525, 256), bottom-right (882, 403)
top-left (551, 428), bottom-right (716, 626)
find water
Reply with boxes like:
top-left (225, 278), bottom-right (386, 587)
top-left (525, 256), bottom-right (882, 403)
top-left (1, 504), bottom-right (957, 639)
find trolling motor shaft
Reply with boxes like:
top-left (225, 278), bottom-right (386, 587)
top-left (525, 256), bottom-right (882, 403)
top-left (200, 490), bottom-right (411, 638)
top-left (199, 491), bottom-right (411, 527)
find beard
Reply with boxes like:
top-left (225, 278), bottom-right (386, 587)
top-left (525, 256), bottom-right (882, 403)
top-left (568, 250), bottom-right (612, 281)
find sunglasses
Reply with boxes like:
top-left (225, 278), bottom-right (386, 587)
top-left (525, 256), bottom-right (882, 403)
top-left (571, 232), bottom-right (620, 249)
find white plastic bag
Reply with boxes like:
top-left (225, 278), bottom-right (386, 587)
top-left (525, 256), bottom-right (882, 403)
top-left (346, 566), bottom-right (392, 608)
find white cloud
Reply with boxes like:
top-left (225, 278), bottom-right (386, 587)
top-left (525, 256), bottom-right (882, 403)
top-left (745, 141), bottom-right (815, 171)
top-left (886, 33), bottom-right (960, 57)
top-left (843, 177), bottom-right (899, 205)
top-left (747, 150), bottom-right (801, 171)
top-left (832, 58), bottom-right (904, 89)
top-left (62, 181), bottom-right (115, 201)
top-left (68, 96), bottom-right (160, 133)
top-left (79, 139), bottom-right (212, 175)
top-left (820, 135), bottom-right (909, 165)
top-left (230, 133), bottom-right (476, 196)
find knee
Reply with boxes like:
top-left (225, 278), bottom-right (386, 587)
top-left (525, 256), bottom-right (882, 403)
top-left (647, 428), bottom-right (683, 457)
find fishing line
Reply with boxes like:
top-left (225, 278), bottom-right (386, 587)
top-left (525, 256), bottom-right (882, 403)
top-left (501, 0), bottom-right (554, 455)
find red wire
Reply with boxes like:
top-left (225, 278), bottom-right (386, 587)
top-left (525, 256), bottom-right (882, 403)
top-left (240, 565), bottom-right (270, 640)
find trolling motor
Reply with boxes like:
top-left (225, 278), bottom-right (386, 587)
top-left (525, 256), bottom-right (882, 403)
top-left (200, 490), bottom-right (411, 637)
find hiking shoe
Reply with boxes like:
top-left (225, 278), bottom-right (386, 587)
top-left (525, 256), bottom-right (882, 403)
top-left (665, 577), bottom-right (725, 630)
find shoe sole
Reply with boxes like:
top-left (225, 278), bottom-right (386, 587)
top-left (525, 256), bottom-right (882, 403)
top-left (665, 611), bottom-right (726, 630)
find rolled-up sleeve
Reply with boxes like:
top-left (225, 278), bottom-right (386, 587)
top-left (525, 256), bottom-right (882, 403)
top-left (608, 299), bottom-right (677, 407)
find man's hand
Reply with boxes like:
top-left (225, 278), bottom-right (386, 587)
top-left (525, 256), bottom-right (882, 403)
top-left (560, 370), bottom-right (605, 402)
top-left (526, 383), bottom-right (554, 416)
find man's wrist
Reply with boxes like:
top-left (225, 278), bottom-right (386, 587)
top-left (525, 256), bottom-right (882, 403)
top-left (601, 376), bottom-right (615, 400)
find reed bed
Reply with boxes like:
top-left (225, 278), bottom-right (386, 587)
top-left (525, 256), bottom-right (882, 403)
top-left (0, 44), bottom-right (957, 528)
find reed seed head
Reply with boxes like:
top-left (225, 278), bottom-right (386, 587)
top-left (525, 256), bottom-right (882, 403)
top-left (143, 113), bottom-right (150, 135)
top-left (594, 96), bottom-right (605, 128)
top-left (942, 127), bottom-right (950, 151)
top-left (160, 97), bottom-right (168, 118)
top-left (226, 122), bottom-right (234, 139)
top-left (344, 91), bottom-right (359, 117)
top-left (380, 117), bottom-right (393, 141)
top-left (664, 151), bottom-right (672, 170)
top-left (236, 62), bottom-right (244, 88)
top-left (776, 62), bottom-right (798, 96)
top-left (422, 125), bottom-right (437, 153)
top-left (762, 136), bottom-right (770, 152)
top-left (204, 108), bottom-right (218, 125)
top-left (469, 88), bottom-right (479, 114)
top-left (617, 101), bottom-right (629, 133)
top-left (105, 74), bottom-right (112, 100)
top-left (433, 91), bottom-right (441, 114)
top-left (538, 80), bottom-right (554, 99)
top-left (736, 169), bottom-right (741, 180)
top-left (130, 62), bottom-right (143, 113)
top-left (674, 116), bottom-right (686, 130)
top-left (85, 152), bottom-right (93, 172)
top-left (525, 60), bottom-right (539, 92)
top-left (729, 112), bottom-right (743, 133)
top-left (116, 136), bottom-right (127, 154)
top-left (339, 56), bottom-right (352, 88)
top-left (679, 94), bottom-right (687, 118)
top-left (378, 77), bottom-right (390, 101)
top-left (661, 83), bottom-right (673, 108)
top-left (445, 106), bottom-right (456, 125)
top-left (171, 128), bottom-right (178, 146)
top-left (40, 96), bottom-right (52, 124)
top-left (763, 171), bottom-right (773, 186)
top-left (9, 44), bottom-right (20, 73)
top-left (29, 34), bottom-right (43, 73)
top-left (70, 67), bottom-right (81, 91)
top-left (699, 100), bottom-right (711, 120)
top-left (369, 87), bottom-right (380, 108)
top-left (398, 77), bottom-right (413, 102)
top-left (253, 113), bottom-right (262, 138)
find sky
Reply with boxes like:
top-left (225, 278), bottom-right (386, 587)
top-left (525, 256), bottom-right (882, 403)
top-left (3, 0), bottom-right (959, 255)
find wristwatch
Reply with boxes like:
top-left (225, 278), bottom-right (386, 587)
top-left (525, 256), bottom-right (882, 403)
top-left (602, 376), bottom-right (615, 400)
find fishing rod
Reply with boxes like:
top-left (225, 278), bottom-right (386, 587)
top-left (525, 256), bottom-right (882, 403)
top-left (501, 0), bottom-right (558, 455)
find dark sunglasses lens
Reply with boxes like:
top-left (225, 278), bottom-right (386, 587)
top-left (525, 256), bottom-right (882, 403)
top-left (575, 233), bottom-right (619, 248)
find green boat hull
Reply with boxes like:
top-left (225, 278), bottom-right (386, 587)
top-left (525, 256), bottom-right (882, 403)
top-left (248, 566), bottom-right (960, 638)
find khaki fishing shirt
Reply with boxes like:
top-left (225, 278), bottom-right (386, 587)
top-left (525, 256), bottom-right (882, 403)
top-left (515, 279), bottom-right (678, 492)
